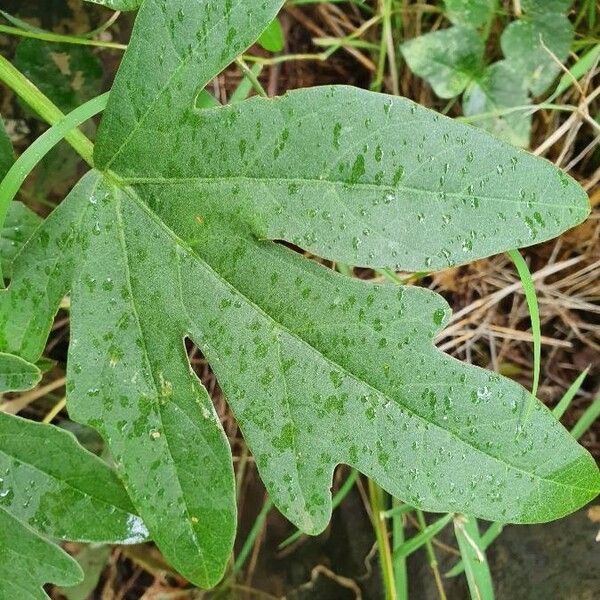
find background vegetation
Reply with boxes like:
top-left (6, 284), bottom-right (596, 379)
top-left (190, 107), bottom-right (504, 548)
top-left (0, 1), bottom-right (599, 598)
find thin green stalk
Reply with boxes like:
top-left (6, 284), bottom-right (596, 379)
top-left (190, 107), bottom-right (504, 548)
top-left (0, 93), bottom-right (109, 284)
top-left (394, 512), bottom-right (453, 560)
top-left (0, 23), bottom-right (127, 50)
top-left (458, 103), bottom-right (576, 123)
top-left (553, 368), bottom-right (589, 420)
top-left (446, 522), bottom-right (504, 578)
top-left (234, 58), bottom-right (268, 98)
top-left (391, 498), bottom-right (408, 599)
top-left (571, 395), bottom-right (600, 440)
top-left (0, 54), bottom-right (95, 164)
top-left (230, 64), bottom-right (264, 104)
top-left (416, 510), bottom-right (447, 600)
top-left (382, 502), bottom-right (413, 519)
top-left (507, 249), bottom-right (541, 425)
top-left (452, 515), bottom-right (495, 600)
top-left (368, 479), bottom-right (398, 600)
top-left (372, 0), bottom-right (391, 92)
top-left (231, 497), bottom-right (273, 577)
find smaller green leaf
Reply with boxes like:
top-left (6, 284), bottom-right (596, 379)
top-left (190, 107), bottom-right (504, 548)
top-left (0, 351), bottom-right (41, 392)
top-left (1, 202), bottom-right (42, 279)
top-left (0, 506), bottom-right (83, 599)
top-left (463, 61), bottom-right (532, 147)
top-left (258, 17), bottom-right (285, 53)
top-left (444, 0), bottom-right (497, 30)
top-left (501, 14), bottom-right (574, 96)
top-left (401, 26), bottom-right (485, 99)
top-left (85, 0), bottom-right (141, 10)
top-left (0, 411), bottom-right (149, 544)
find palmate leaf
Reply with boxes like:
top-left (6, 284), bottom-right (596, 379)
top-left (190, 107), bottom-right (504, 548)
top-left (2, 0), bottom-right (598, 590)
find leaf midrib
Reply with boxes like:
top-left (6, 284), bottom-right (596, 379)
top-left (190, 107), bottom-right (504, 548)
top-left (121, 175), bottom-right (576, 210)
top-left (112, 190), bottom-right (210, 584)
top-left (119, 182), bottom-right (598, 496)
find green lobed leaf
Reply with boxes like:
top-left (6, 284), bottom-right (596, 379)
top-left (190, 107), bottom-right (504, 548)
top-left (0, 506), bottom-right (82, 599)
top-left (1, 202), bottom-right (42, 279)
top-left (444, 0), bottom-right (497, 30)
top-left (400, 26), bottom-right (485, 99)
top-left (0, 352), bottom-right (40, 392)
top-left (1, 173), bottom-right (236, 587)
top-left (2, 0), bottom-right (598, 590)
top-left (0, 411), bottom-right (148, 544)
top-left (3, 164), bottom-right (598, 584)
top-left (501, 13), bottom-right (574, 96)
top-left (463, 61), bottom-right (532, 147)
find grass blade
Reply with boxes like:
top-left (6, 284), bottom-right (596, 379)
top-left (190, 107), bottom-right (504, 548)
top-left (553, 368), bottom-right (589, 420)
top-left (394, 513), bottom-right (453, 560)
top-left (446, 522), bottom-right (504, 578)
top-left (453, 515), bottom-right (495, 600)
top-left (507, 249), bottom-right (541, 423)
top-left (391, 498), bottom-right (409, 599)
top-left (571, 395), bottom-right (600, 440)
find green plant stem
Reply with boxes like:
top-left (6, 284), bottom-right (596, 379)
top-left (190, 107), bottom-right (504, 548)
top-left (0, 54), bottom-right (95, 164)
top-left (372, 0), bottom-right (391, 92)
top-left (458, 103), bottom-right (576, 123)
top-left (235, 57), bottom-right (268, 98)
top-left (553, 368), bottom-right (589, 420)
top-left (416, 509), bottom-right (447, 600)
top-left (394, 512), bottom-right (453, 560)
top-left (368, 479), bottom-right (398, 600)
top-left (0, 23), bottom-right (127, 50)
top-left (446, 522), bottom-right (504, 578)
top-left (391, 498), bottom-right (408, 599)
top-left (231, 497), bottom-right (273, 577)
top-left (571, 395), bottom-right (600, 440)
